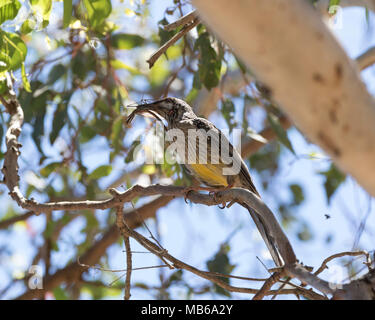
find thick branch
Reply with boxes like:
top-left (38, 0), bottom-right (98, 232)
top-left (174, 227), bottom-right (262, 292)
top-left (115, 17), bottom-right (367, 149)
top-left (193, 0), bottom-right (375, 196)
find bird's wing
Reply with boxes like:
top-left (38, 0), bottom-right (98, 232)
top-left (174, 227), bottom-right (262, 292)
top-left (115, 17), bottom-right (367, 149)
top-left (182, 118), bottom-right (259, 195)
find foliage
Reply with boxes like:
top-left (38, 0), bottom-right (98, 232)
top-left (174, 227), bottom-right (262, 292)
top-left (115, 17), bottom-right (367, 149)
top-left (0, 0), bottom-right (362, 300)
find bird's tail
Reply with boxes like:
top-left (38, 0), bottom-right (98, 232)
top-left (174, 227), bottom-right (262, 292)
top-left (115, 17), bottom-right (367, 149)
top-left (242, 203), bottom-right (283, 267)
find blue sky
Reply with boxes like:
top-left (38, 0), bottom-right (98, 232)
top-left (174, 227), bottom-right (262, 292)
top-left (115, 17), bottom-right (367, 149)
top-left (0, 2), bottom-right (374, 300)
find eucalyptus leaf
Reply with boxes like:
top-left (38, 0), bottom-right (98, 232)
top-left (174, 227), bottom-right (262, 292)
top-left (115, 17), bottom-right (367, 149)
top-left (0, 0), bottom-right (21, 25)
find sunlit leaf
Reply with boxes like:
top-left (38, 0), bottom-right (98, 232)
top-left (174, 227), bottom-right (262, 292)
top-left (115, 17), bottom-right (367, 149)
top-left (30, 0), bottom-right (52, 28)
top-left (40, 162), bottom-right (61, 177)
top-left (20, 19), bottom-right (36, 34)
top-left (142, 164), bottom-right (156, 175)
top-left (88, 165), bottom-right (112, 180)
top-left (21, 62), bottom-right (31, 92)
top-left (83, 0), bottom-right (112, 29)
top-left (0, 30), bottom-right (27, 72)
top-left (63, 0), bottom-right (72, 28)
top-left (111, 33), bottom-right (144, 50)
top-left (0, 0), bottom-right (21, 25)
top-left (110, 59), bottom-right (141, 74)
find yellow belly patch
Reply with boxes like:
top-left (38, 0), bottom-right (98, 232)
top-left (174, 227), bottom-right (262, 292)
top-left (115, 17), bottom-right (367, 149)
top-left (189, 163), bottom-right (228, 187)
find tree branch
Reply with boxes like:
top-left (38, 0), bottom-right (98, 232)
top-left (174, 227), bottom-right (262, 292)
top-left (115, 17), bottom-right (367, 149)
top-left (147, 18), bottom-right (200, 69)
top-left (15, 195), bottom-right (173, 299)
top-left (163, 10), bottom-right (198, 31)
top-left (193, 0), bottom-right (375, 196)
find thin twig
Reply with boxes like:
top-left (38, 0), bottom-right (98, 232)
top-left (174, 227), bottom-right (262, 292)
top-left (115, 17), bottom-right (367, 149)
top-left (163, 10), bottom-right (198, 31)
top-left (116, 206), bottom-right (133, 300)
top-left (147, 18), bottom-right (199, 68)
top-left (252, 271), bottom-right (284, 300)
top-left (314, 251), bottom-right (372, 276)
top-left (123, 235), bottom-right (132, 299)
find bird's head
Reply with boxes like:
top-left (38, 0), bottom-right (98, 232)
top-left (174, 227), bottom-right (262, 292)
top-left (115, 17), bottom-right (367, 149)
top-left (126, 97), bottom-right (195, 126)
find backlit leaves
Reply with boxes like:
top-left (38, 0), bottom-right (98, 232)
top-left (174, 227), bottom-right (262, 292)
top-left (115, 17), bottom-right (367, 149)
top-left (111, 33), bottom-right (145, 50)
top-left (83, 0), bottom-right (112, 30)
top-left (0, 0), bottom-right (21, 25)
top-left (194, 32), bottom-right (221, 90)
top-left (30, 0), bottom-right (52, 28)
top-left (63, 0), bottom-right (72, 28)
top-left (0, 30), bottom-right (27, 72)
top-left (88, 165), bottom-right (112, 180)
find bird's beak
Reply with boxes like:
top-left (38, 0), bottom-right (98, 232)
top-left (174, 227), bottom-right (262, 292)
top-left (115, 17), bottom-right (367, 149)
top-left (133, 101), bottom-right (169, 114)
top-left (126, 101), bottom-right (168, 125)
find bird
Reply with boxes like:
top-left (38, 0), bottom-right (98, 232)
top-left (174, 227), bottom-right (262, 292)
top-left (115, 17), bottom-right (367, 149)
top-left (126, 97), bottom-right (282, 267)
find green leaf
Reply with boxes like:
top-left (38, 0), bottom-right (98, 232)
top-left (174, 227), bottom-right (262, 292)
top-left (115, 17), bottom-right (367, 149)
top-left (0, 0), bottom-right (21, 25)
top-left (157, 18), bottom-right (176, 47)
top-left (21, 62), bottom-right (31, 92)
top-left (80, 125), bottom-right (96, 143)
top-left (220, 99), bottom-right (237, 132)
top-left (206, 243), bottom-right (235, 297)
top-left (83, 0), bottom-right (112, 29)
top-left (20, 19), bottom-right (36, 34)
top-left (185, 88), bottom-right (198, 104)
top-left (47, 63), bottom-right (66, 84)
top-left (110, 59), bottom-right (140, 74)
top-left (50, 102), bottom-right (67, 145)
top-left (53, 287), bottom-right (69, 300)
top-left (297, 223), bottom-right (313, 241)
top-left (319, 163), bottom-right (346, 203)
top-left (0, 122), bottom-right (3, 155)
top-left (110, 116), bottom-right (123, 153)
top-left (289, 183), bottom-right (304, 206)
top-left (267, 113), bottom-right (295, 154)
top-left (111, 33), bottom-right (144, 50)
top-left (234, 55), bottom-right (248, 74)
top-left (63, 0), bottom-right (72, 28)
top-left (0, 77), bottom-right (6, 95)
top-left (192, 70), bottom-right (201, 90)
top-left (32, 107), bottom-right (46, 154)
top-left (125, 139), bottom-right (141, 163)
top-left (30, 0), bottom-right (52, 28)
top-left (0, 30), bottom-right (27, 72)
top-left (88, 165), bottom-right (112, 180)
top-left (329, 0), bottom-right (341, 7)
top-left (40, 162), bottom-right (61, 177)
top-left (194, 32), bottom-right (221, 90)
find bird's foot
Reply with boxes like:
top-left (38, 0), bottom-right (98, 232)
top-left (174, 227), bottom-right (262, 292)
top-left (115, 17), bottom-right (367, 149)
top-left (183, 186), bottom-right (215, 204)
top-left (208, 184), bottom-right (234, 209)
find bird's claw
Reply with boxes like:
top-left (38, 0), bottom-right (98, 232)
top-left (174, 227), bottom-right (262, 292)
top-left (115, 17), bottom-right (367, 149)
top-left (184, 187), bottom-right (195, 204)
top-left (208, 190), bottom-right (227, 209)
